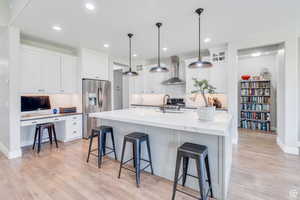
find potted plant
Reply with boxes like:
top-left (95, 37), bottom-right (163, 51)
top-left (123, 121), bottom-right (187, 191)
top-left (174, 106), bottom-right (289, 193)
top-left (192, 78), bottom-right (216, 120)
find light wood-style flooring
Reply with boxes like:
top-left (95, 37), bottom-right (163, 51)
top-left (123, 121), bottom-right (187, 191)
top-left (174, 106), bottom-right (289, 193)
top-left (0, 129), bottom-right (299, 200)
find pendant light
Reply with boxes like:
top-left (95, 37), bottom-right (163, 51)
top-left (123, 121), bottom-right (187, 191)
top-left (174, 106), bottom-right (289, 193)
top-left (150, 23), bottom-right (169, 73)
top-left (123, 33), bottom-right (138, 76)
top-left (188, 8), bottom-right (213, 68)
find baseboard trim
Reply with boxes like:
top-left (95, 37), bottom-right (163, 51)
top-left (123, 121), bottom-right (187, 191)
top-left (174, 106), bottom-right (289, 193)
top-left (8, 149), bottom-right (22, 159)
top-left (0, 141), bottom-right (22, 159)
top-left (277, 137), bottom-right (299, 155)
top-left (232, 137), bottom-right (238, 144)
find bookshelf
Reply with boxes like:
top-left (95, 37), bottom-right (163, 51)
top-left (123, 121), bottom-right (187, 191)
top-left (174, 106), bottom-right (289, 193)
top-left (240, 80), bottom-right (271, 131)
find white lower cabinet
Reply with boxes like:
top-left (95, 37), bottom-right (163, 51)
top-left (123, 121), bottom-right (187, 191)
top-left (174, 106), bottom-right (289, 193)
top-left (63, 115), bottom-right (82, 142)
top-left (21, 114), bottom-right (82, 147)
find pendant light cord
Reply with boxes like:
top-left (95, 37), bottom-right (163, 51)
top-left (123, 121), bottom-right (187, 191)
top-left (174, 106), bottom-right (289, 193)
top-left (128, 33), bottom-right (133, 72)
top-left (158, 25), bottom-right (161, 66)
top-left (198, 13), bottom-right (201, 61)
top-left (129, 36), bottom-right (132, 71)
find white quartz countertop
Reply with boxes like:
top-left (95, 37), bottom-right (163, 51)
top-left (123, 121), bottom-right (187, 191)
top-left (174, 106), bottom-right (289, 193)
top-left (89, 108), bottom-right (232, 136)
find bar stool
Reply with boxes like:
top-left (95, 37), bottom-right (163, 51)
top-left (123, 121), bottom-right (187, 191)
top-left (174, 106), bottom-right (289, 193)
top-left (171, 143), bottom-right (213, 200)
top-left (32, 123), bottom-right (58, 153)
top-left (86, 126), bottom-right (117, 168)
top-left (118, 132), bottom-right (154, 188)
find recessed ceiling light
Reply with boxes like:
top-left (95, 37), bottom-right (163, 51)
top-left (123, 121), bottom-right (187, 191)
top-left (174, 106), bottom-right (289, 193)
top-left (85, 3), bottom-right (95, 10)
top-left (251, 52), bottom-right (262, 57)
top-left (204, 38), bottom-right (211, 43)
top-left (133, 54), bottom-right (137, 57)
top-left (52, 25), bottom-right (62, 31)
top-left (162, 47), bottom-right (168, 51)
top-left (103, 44), bottom-right (110, 48)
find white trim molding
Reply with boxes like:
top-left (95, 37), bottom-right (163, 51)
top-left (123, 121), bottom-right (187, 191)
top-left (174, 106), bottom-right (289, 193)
top-left (277, 137), bottom-right (299, 155)
top-left (0, 141), bottom-right (22, 159)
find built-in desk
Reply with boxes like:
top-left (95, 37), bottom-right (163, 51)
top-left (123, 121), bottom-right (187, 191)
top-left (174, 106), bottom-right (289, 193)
top-left (21, 113), bottom-right (83, 147)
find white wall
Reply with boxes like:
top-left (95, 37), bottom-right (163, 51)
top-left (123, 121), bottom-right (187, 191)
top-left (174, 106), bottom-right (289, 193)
top-left (0, 28), bottom-right (10, 152)
top-left (0, 26), bottom-right (22, 159)
top-left (0, 0), bottom-right (9, 26)
top-left (228, 31), bottom-right (299, 154)
top-left (238, 53), bottom-right (277, 129)
top-left (276, 49), bottom-right (285, 145)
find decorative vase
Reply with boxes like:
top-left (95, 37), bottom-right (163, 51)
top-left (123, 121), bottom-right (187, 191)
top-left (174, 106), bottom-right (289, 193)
top-left (197, 106), bottom-right (216, 121)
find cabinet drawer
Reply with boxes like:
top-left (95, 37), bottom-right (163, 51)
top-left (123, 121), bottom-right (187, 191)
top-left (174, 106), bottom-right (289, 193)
top-left (65, 115), bottom-right (82, 141)
top-left (21, 118), bottom-right (49, 126)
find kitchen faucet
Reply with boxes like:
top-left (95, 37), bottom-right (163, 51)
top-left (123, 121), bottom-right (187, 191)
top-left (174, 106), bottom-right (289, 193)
top-left (160, 94), bottom-right (171, 113)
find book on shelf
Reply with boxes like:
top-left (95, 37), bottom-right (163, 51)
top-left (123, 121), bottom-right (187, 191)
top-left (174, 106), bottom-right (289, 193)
top-left (239, 79), bottom-right (272, 132)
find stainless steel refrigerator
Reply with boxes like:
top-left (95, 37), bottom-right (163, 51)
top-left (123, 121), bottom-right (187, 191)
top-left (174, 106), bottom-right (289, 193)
top-left (82, 79), bottom-right (111, 138)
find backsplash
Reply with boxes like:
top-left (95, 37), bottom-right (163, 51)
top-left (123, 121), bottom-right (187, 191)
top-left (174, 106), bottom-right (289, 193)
top-left (21, 94), bottom-right (81, 113)
top-left (130, 93), bottom-right (228, 109)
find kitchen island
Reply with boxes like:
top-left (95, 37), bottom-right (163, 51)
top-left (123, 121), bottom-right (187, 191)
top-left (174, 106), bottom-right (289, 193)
top-left (89, 108), bottom-right (233, 200)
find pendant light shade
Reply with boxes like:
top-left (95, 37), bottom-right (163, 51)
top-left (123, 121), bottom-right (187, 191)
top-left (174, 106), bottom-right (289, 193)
top-left (188, 8), bottom-right (213, 69)
top-left (123, 33), bottom-right (139, 76)
top-left (150, 23), bottom-right (169, 73)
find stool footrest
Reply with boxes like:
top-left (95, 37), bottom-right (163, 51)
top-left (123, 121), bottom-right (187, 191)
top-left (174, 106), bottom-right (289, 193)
top-left (122, 158), bottom-right (134, 165)
top-left (176, 189), bottom-right (199, 199)
top-left (141, 164), bottom-right (151, 171)
top-left (103, 150), bottom-right (115, 156)
top-left (121, 166), bottom-right (136, 173)
top-left (176, 189), bottom-right (210, 200)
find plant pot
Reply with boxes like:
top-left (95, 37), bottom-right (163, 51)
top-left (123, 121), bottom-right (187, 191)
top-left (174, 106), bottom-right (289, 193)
top-left (197, 106), bottom-right (215, 121)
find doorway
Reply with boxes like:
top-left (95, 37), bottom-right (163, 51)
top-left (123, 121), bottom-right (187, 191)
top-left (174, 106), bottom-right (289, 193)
top-left (237, 44), bottom-right (284, 135)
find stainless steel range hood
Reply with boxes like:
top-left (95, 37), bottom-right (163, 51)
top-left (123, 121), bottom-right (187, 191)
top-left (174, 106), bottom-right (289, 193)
top-left (162, 56), bottom-right (185, 85)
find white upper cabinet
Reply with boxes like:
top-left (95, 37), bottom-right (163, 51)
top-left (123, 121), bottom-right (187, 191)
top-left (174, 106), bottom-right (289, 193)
top-left (20, 47), bottom-right (42, 93)
top-left (20, 45), bottom-right (78, 94)
top-left (80, 48), bottom-right (109, 80)
top-left (41, 52), bottom-right (61, 93)
top-left (61, 55), bottom-right (78, 93)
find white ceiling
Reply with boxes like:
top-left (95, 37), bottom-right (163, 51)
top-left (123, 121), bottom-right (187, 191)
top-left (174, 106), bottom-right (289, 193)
top-left (13, 0), bottom-right (300, 60)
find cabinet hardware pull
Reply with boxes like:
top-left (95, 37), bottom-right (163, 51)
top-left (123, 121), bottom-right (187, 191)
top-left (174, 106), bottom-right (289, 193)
top-left (73, 122), bottom-right (77, 125)
top-left (32, 121), bottom-right (37, 124)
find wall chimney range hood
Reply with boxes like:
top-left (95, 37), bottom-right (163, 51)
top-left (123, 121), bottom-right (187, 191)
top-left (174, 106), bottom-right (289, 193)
top-left (162, 56), bottom-right (185, 85)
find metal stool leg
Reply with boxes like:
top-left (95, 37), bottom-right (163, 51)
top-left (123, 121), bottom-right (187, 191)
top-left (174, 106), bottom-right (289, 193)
top-left (132, 143), bottom-right (136, 168)
top-left (52, 125), bottom-right (58, 148)
top-left (32, 127), bottom-right (38, 150)
top-left (196, 156), bottom-right (207, 200)
top-left (118, 139), bottom-right (127, 178)
top-left (48, 126), bottom-right (53, 145)
top-left (134, 140), bottom-right (141, 187)
top-left (146, 136), bottom-right (154, 175)
top-left (98, 131), bottom-right (103, 168)
top-left (37, 127), bottom-right (42, 153)
top-left (101, 131), bottom-right (106, 156)
top-left (182, 156), bottom-right (189, 187)
top-left (172, 152), bottom-right (182, 200)
top-left (110, 130), bottom-right (118, 160)
top-left (87, 131), bottom-right (94, 163)
top-left (205, 155), bottom-right (213, 198)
